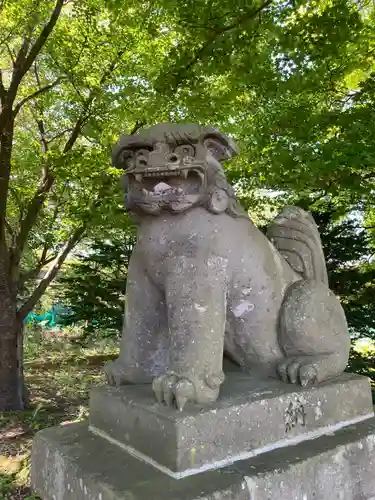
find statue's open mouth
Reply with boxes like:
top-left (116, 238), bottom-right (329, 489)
top-left (127, 167), bottom-right (205, 198)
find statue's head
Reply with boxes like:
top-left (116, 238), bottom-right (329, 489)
top-left (112, 123), bottom-right (246, 217)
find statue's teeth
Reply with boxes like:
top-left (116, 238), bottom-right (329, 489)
top-left (142, 189), bottom-right (149, 196)
top-left (181, 170), bottom-right (188, 179)
top-left (154, 182), bottom-right (172, 193)
top-left (135, 174), bottom-right (143, 182)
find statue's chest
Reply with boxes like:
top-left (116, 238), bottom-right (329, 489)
top-left (138, 232), bottom-right (199, 268)
top-left (136, 221), bottom-right (207, 287)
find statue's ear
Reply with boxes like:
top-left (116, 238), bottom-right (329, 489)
top-left (203, 133), bottom-right (238, 162)
top-left (208, 188), bottom-right (229, 214)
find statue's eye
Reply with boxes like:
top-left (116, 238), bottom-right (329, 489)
top-left (203, 138), bottom-right (226, 160)
top-left (174, 144), bottom-right (195, 157)
top-left (119, 149), bottom-right (135, 170)
top-left (135, 149), bottom-right (150, 167)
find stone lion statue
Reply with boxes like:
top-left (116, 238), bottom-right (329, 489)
top-left (105, 122), bottom-right (350, 410)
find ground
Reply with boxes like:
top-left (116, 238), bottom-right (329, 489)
top-left (0, 329), bottom-right (373, 500)
top-left (0, 328), bottom-right (118, 500)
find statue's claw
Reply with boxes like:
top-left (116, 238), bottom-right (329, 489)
top-left (152, 373), bottom-right (196, 411)
top-left (277, 356), bottom-right (319, 387)
top-left (104, 360), bottom-right (131, 387)
top-left (152, 371), bottom-right (221, 410)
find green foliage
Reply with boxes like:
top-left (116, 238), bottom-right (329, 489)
top-left (56, 230), bottom-right (136, 337)
top-left (347, 339), bottom-right (375, 401)
top-left (1, 0), bottom-right (374, 315)
top-left (316, 210), bottom-right (375, 338)
top-left (234, 0), bottom-right (375, 205)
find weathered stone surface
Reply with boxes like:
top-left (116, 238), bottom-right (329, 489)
top-left (105, 122), bottom-right (351, 409)
top-left (89, 372), bottom-right (373, 474)
top-left (31, 422), bottom-right (249, 500)
top-left (230, 416), bottom-right (375, 500)
top-left (31, 417), bottom-right (375, 500)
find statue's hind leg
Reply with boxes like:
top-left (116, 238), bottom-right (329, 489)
top-left (277, 280), bottom-right (350, 386)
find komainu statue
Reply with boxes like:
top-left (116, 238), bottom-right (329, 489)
top-left (105, 123), bottom-right (350, 410)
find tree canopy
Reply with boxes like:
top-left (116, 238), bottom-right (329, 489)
top-left (2, 0), bottom-right (375, 311)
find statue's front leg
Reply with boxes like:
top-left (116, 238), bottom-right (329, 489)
top-left (105, 251), bottom-right (169, 386)
top-left (152, 256), bottom-right (227, 410)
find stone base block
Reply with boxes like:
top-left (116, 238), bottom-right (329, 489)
top-left (31, 418), bottom-right (375, 500)
top-left (89, 373), bottom-right (373, 475)
top-left (31, 422), bottom-right (249, 500)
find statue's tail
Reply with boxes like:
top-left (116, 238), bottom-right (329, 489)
top-left (267, 206), bottom-right (328, 285)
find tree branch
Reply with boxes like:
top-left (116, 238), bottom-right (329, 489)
top-left (9, 103), bottom-right (53, 284)
top-left (5, 42), bottom-right (16, 69)
top-left (46, 128), bottom-right (72, 144)
top-left (17, 224), bottom-right (86, 319)
top-left (17, 171), bottom-right (112, 319)
top-left (0, 1), bottom-right (64, 252)
top-left (63, 110), bottom-right (91, 153)
top-left (5, 219), bottom-right (14, 239)
top-left (0, 70), bottom-right (5, 100)
top-left (8, 0), bottom-right (64, 99)
top-left (36, 118), bottom-right (49, 155)
top-left (130, 120), bottom-right (145, 135)
top-left (10, 45), bottom-right (122, 280)
top-left (14, 78), bottom-right (61, 116)
top-left (8, 186), bottom-right (25, 218)
top-left (12, 36), bottom-right (31, 83)
top-left (9, 42), bottom-right (124, 295)
top-left (63, 49), bottom-right (125, 153)
top-left (21, 0), bottom-right (64, 74)
top-left (18, 253), bottom-right (58, 291)
top-left (170, 0), bottom-right (274, 84)
top-left (10, 168), bottom-right (54, 284)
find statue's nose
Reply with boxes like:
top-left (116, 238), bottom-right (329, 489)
top-left (147, 144), bottom-right (180, 169)
top-left (166, 153), bottom-right (179, 163)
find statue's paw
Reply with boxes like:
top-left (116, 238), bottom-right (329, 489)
top-left (277, 356), bottom-right (320, 387)
top-left (152, 372), bottom-right (222, 411)
top-left (104, 360), bottom-right (130, 386)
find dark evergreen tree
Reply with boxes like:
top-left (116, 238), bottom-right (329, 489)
top-left (316, 210), bottom-right (375, 339)
top-left (57, 233), bottom-right (136, 338)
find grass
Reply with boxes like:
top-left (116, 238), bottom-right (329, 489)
top-left (0, 330), bottom-right (374, 500)
top-left (0, 328), bottom-right (119, 500)
top-left (348, 338), bottom-right (375, 401)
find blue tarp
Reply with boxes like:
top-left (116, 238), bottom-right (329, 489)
top-left (25, 304), bottom-right (72, 327)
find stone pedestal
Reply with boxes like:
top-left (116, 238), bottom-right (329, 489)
top-left (89, 372), bottom-right (373, 477)
top-left (31, 373), bottom-right (375, 500)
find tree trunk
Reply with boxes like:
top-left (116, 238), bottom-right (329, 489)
top-left (0, 320), bottom-right (25, 411)
top-left (0, 268), bottom-right (25, 411)
top-left (0, 330), bottom-right (25, 413)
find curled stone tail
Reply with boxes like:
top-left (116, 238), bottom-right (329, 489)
top-left (267, 206), bottom-right (328, 285)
